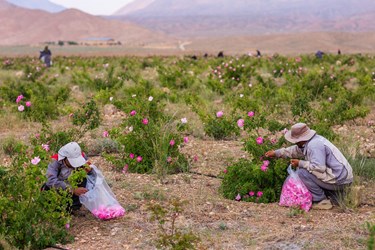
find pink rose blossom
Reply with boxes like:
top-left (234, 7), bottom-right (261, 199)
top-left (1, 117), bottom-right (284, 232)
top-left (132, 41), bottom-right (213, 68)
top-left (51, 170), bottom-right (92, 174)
top-left (25, 101), bottom-right (31, 107)
top-left (136, 156), bottom-right (142, 162)
top-left (183, 136), bottom-right (189, 143)
top-left (279, 171), bottom-right (312, 212)
top-left (169, 140), bottom-right (175, 146)
top-left (142, 118), bottom-right (149, 125)
top-left (223, 169), bottom-right (228, 174)
top-left (130, 110), bottom-right (136, 116)
top-left (261, 165), bottom-right (268, 172)
top-left (257, 191), bottom-right (263, 197)
top-left (247, 111), bottom-right (254, 117)
top-left (92, 205), bottom-right (125, 220)
top-left (216, 111), bottom-right (224, 118)
top-left (102, 131), bottom-right (109, 137)
top-left (31, 156), bottom-right (41, 165)
top-left (16, 94), bottom-right (24, 103)
top-left (42, 144), bottom-right (50, 151)
top-left (129, 153), bottom-right (135, 159)
top-left (167, 156), bottom-right (172, 163)
top-left (263, 160), bottom-right (270, 167)
top-left (256, 137), bottom-right (263, 145)
top-left (249, 191), bottom-right (255, 196)
top-left (65, 223), bottom-right (70, 229)
top-left (237, 119), bottom-right (245, 128)
top-left (235, 194), bottom-right (241, 201)
top-left (18, 105), bottom-right (25, 112)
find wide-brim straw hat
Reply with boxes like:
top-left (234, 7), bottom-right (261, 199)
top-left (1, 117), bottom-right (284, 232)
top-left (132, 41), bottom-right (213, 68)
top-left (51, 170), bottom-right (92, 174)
top-left (284, 123), bottom-right (316, 143)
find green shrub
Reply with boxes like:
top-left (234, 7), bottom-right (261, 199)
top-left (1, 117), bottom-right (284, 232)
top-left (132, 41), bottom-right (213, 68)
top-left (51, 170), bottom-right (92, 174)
top-left (221, 158), bottom-right (288, 203)
top-left (147, 199), bottom-right (200, 250)
top-left (107, 95), bottom-right (189, 179)
top-left (0, 146), bottom-right (72, 249)
top-left (72, 99), bottom-right (101, 136)
top-left (368, 222), bottom-right (375, 250)
top-left (204, 112), bottom-right (240, 140)
top-left (1, 137), bottom-right (26, 157)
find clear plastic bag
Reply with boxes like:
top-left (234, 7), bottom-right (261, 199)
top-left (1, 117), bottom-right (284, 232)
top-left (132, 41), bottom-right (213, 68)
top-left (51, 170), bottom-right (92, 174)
top-left (279, 165), bottom-right (312, 212)
top-left (80, 165), bottom-right (125, 220)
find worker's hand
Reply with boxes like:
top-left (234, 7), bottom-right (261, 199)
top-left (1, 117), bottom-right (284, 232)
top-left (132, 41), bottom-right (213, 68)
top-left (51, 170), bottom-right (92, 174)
top-left (73, 187), bottom-right (88, 196)
top-left (290, 159), bottom-right (300, 168)
top-left (265, 150), bottom-right (276, 158)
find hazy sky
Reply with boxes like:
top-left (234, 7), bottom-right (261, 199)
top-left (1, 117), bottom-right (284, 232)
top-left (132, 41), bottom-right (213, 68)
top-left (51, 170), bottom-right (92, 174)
top-left (49, 0), bottom-right (134, 15)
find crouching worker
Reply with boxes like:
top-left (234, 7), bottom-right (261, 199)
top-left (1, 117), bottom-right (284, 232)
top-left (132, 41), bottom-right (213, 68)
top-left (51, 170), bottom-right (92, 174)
top-left (265, 123), bottom-right (353, 210)
top-left (42, 142), bottom-right (92, 215)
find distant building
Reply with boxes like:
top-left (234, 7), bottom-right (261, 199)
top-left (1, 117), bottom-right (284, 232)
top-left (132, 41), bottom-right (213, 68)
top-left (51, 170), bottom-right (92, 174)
top-left (80, 37), bottom-right (121, 46)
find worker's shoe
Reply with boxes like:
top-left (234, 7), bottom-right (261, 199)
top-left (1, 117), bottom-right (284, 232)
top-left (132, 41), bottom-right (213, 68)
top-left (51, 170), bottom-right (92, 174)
top-left (312, 199), bottom-right (333, 210)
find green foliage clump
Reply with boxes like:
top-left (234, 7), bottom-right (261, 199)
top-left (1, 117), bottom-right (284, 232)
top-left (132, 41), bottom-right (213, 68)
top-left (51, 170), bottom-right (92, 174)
top-left (221, 155), bottom-right (288, 203)
top-left (72, 99), bottom-right (101, 135)
top-left (0, 145), bottom-right (72, 249)
top-left (107, 94), bottom-right (189, 179)
top-left (147, 199), bottom-right (200, 250)
top-left (367, 222), bottom-right (375, 250)
top-left (204, 113), bottom-right (240, 140)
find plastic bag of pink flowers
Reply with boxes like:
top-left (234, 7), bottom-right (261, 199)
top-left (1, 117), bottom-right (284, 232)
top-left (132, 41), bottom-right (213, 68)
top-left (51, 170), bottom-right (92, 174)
top-left (80, 165), bottom-right (125, 220)
top-left (92, 205), bottom-right (125, 220)
top-left (279, 165), bottom-right (312, 212)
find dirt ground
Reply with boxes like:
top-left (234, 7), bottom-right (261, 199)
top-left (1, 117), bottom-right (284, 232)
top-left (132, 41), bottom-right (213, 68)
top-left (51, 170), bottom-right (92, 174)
top-left (2, 108), bottom-right (374, 250)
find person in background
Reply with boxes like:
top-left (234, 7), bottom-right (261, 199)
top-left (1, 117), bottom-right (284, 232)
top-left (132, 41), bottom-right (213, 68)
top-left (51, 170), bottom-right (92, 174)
top-left (39, 46), bottom-right (52, 67)
top-left (256, 49), bottom-right (262, 57)
top-left (265, 123), bottom-right (353, 210)
top-left (43, 142), bottom-right (92, 214)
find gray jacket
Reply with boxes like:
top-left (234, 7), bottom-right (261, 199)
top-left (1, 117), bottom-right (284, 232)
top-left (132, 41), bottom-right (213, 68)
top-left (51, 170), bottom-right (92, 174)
top-left (275, 135), bottom-right (353, 184)
top-left (46, 160), bottom-right (74, 189)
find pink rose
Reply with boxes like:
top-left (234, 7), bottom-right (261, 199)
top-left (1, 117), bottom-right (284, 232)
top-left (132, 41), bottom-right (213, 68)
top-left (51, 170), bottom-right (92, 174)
top-left (16, 94), bottom-right (24, 103)
top-left (136, 156), bottom-right (142, 162)
top-left (216, 111), bottom-right (224, 118)
top-left (237, 119), bottom-right (245, 128)
top-left (130, 110), bottom-right (136, 116)
top-left (31, 156), bottom-right (41, 165)
top-left (129, 153), bottom-right (135, 159)
top-left (142, 118), bottom-right (149, 125)
top-left (247, 111), bottom-right (254, 117)
top-left (235, 194), bottom-right (241, 201)
top-left (25, 101), bottom-right (31, 107)
top-left (169, 140), bottom-right (175, 146)
top-left (102, 131), bottom-right (109, 137)
top-left (257, 191), bottom-right (263, 197)
top-left (249, 191), bottom-right (255, 196)
top-left (42, 144), bottom-right (50, 151)
top-left (183, 137), bottom-right (189, 143)
top-left (167, 156), bottom-right (172, 163)
top-left (256, 137), bottom-right (263, 145)
top-left (18, 105), bottom-right (25, 112)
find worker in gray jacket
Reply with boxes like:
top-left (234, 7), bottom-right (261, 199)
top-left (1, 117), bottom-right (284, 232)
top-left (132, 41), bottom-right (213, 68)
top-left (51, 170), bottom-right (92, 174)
top-left (265, 123), bottom-right (353, 209)
top-left (43, 142), bottom-right (91, 213)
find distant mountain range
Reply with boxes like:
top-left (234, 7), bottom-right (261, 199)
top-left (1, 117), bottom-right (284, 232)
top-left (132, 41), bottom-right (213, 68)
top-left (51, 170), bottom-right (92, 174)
top-left (113, 0), bottom-right (375, 37)
top-left (6, 0), bottom-right (65, 13)
top-left (0, 0), bottom-right (174, 46)
top-left (1, 0), bottom-right (375, 54)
